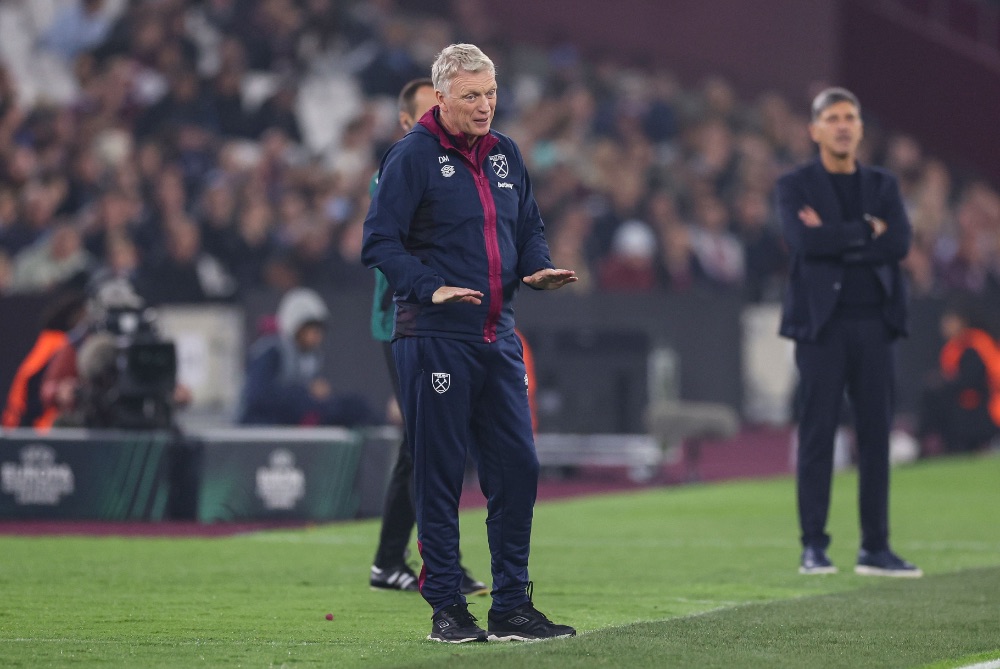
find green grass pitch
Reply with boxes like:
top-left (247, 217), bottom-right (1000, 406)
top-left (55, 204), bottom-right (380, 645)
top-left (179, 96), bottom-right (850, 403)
top-left (1, 453), bottom-right (998, 668)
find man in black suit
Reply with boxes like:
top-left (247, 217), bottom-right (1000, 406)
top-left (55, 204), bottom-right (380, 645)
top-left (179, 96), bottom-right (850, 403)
top-left (777, 87), bottom-right (921, 577)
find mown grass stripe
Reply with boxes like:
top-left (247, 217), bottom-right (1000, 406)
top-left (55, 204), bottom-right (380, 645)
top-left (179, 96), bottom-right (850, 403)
top-left (0, 452), bottom-right (996, 668)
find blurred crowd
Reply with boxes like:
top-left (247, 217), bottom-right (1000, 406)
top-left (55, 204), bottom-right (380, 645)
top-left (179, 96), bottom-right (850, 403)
top-left (1, 0), bottom-right (999, 308)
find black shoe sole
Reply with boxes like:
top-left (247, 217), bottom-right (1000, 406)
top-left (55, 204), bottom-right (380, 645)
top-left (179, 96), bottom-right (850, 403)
top-left (798, 565), bottom-right (838, 575)
top-left (427, 634), bottom-right (488, 643)
top-left (854, 565), bottom-right (923, 577)
top-left (487, 632), bottom-right (575, 642)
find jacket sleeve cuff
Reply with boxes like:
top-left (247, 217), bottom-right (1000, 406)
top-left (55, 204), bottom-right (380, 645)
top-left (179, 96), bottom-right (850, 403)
top-left (414, 275), bottom-right (446, 304)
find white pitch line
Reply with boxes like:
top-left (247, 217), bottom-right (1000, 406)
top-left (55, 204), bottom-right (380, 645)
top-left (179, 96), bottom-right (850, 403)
top-left (956, 660), bottom-right (1000, 669)
top-left (243, 532), bottom-right (1000, 553)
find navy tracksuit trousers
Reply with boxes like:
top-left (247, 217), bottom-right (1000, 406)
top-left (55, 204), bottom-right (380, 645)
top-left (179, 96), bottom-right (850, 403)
top-left (393, 333), bottom-right (538, 613)
top-left (795, 313), bottom-right (895, 553)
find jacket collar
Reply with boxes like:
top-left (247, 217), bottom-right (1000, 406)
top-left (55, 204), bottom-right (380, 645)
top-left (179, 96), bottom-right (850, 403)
top-left (418, 106), bottom-right (500, 169)
top-left (806, 157), bottom-right (878, 220)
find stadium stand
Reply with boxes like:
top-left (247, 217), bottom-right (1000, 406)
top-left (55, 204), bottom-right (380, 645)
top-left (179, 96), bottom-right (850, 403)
top-left (0, 0), bottom-right (997, 443)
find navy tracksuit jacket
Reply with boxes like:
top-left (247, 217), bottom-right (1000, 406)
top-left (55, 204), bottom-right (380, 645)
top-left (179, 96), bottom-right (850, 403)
top-left (361, 107), bottom-right (552, 613)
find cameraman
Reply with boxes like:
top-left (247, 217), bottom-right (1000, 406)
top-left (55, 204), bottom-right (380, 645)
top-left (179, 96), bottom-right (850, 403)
top-left (41, 279), bottom-right (190, 428)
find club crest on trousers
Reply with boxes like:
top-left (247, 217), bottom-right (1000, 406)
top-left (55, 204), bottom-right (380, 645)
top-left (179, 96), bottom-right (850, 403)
top-left (432, 372), bottom-right (451, 394)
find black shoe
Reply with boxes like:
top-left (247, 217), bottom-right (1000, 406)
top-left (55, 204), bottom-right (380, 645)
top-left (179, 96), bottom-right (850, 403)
top-left (460, 568), bottom-right (489, 596)
top-left (428, 603), bottom-right (488, 643)
top-left (487, 583), bottom-right (575, 642)
top-left (854, 548), bottom-right (923, 578)
top-left (370, 564), bottom-right (419, 591)
top-left (799, 546), bottom-right (837, 575)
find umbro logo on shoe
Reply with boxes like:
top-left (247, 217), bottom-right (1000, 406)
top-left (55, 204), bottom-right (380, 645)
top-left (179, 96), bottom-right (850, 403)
top-left (427, 603), bottom-right (488, 643)
top-left (487, 602), bottom-right (576, 641)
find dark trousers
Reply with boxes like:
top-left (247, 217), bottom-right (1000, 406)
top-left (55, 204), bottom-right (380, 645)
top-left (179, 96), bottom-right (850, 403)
top-left (372, 341), bottom-right (416, 569)
top-left (394, 334), bottom-right (538, 613)
top-left (795, 314), bottom-right (895, 553)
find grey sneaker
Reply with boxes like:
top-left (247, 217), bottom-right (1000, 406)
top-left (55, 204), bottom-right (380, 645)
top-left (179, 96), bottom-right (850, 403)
top-left (854, 548), bottom-right (923, 578)
top-left (428, 602), bottom-right (488, 643)
top-left (799, 546), bottom-right (838, 575)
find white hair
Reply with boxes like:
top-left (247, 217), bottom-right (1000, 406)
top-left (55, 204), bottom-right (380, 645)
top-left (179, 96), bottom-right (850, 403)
top-left (431, 43), bottom-right (495, 96)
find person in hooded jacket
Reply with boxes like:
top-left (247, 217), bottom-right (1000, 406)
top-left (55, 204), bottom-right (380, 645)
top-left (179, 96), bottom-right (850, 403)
top-left (237, 287), bottom-right (373, 427)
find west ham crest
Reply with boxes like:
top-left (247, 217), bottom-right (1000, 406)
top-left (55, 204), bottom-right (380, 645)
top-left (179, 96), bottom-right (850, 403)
top-left (489, 154), bottom-right (508, 179)
top-left (432, 372), bottom-right (451, 394)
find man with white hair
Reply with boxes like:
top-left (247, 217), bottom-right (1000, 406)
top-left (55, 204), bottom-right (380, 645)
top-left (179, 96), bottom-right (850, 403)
top-left (367, 77), bottom-right (488, 598)
top-left (362, 43), bottom-right (577, 643)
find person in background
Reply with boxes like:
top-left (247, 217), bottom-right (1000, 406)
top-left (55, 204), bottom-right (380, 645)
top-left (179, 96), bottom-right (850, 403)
top-left (687, 194), bottom-right (745, 291)
top-left (362, 43), bottom-right (577, 643)
top-left (39, 0), bottom-right (113, 63)
top-left (2, 290), bottom-right (87, 428)
top-left (9, 222), bottom-right (94, 294)
top-left (38, 278), bottom-right (192, 427)
top-left (133, 216), bottom-right (236, 305)
top-left (776, 87), bottom-right (920, 578)
top-left (39, 278), bottom-right (142, 426)
top-left (367, 77), bottom-right (488, 597)
top-left (597, 219), bottom-right (660, 292)
top-left (917, 301), bottom-right (1000, 455)
top-left (237, 287), bottom-right (373, 427)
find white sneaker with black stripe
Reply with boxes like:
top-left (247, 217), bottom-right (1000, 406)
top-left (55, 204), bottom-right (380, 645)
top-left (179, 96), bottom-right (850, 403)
top-left (370, 564), bottom-right (419, 591)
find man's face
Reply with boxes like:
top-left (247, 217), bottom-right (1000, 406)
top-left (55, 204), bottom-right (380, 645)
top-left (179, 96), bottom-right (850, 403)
top-left (400, 85), bottom-right (437, 131)
top-left (436, 69), bottom-right (497, 142)
top-left (809, 100), bottom-right (863, 161)
top-left (296, 323), bottom-right (325, 351)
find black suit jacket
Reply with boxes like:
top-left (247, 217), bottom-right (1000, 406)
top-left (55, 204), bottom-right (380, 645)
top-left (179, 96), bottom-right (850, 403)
top-left (776, 159), bottom-right (912, 342)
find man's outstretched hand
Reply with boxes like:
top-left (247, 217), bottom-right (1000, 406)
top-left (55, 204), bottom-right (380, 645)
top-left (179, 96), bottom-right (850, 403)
top-left (432, 286), bottom-right (485, 304)
top-left (522, 268), bottom-right (578, 290)
top-left (431, 268), bottom-right (577, 304)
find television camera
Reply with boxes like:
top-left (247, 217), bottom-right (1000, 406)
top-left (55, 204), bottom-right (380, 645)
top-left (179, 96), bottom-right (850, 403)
top-left (77, 282), bottom-right (178, 430)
